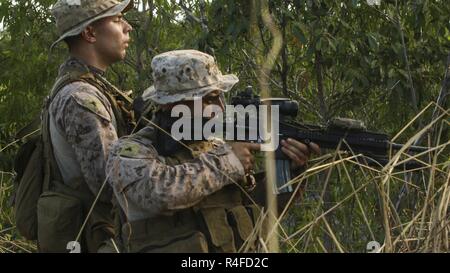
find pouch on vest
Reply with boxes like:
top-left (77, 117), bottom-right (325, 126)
top-left (47, 177), bottom-right (115, 253)
top-left (83, 200), bottom-right (115, 252)
top-left (228, 205), bottom-right (256, 251)
top-left (200, 207), bottom-right (236, 252)
top-left (246, 204), bottom-right (269, 245)
top-left (138, 231), bottom-right (209, 253)
top-left (122, 210), bottom-right (205, 253)
top-left (37, 191), bottom-right (83, 253)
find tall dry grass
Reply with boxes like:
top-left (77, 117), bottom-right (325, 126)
top-left (242, 102), bottom-right (449, 253)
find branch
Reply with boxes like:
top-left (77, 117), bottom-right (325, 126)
top-left (395, 0), bottom-right (418, 113)
top-left (280, 8), bottom-right (289, 97)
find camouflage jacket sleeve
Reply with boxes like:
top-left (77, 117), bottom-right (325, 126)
top-left (106, 128), bottom-right (245, 220)
top-left (50, 81), bottom-right (118, 201)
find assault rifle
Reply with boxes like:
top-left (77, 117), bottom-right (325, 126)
top-left (230, 86), bottom-right (429, 193)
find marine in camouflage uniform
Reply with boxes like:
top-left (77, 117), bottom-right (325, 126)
top-left (36, 0), bottom-right (134, 253)
top-left (49, 60), bottom-right (119, 203)
top-left (107, 50), bottom-right (319, 253)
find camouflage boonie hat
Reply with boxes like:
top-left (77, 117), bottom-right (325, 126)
top-left (51, 0), bottom-right (133, 48)
top-left (142, 50), bottom-right (239, 104)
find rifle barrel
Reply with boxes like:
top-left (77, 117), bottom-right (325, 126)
top-left (390, 143), bottom-right (429, 153)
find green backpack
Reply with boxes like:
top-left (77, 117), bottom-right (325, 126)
top-left (12, 66), bottom-right (132, 251)
top-left (12, 116), bottom-right (43, 240)
top-left (12, 73), bottom-right (79, 241)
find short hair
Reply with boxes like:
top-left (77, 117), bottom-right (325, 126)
top-left (63, 34), bottom-right (82, 50)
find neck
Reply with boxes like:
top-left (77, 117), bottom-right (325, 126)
top-left (69, 49), bottom-right (109, 72)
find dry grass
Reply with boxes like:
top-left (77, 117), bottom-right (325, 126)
top-left (239, 102), bottom-right (449, 253)
top-left (0, 171), bottom-right (36, 253)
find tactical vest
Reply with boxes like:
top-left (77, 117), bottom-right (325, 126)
top-left (36, 59), bottom-right (134, 252)
top-left (119, 140), bottom-right (266, 253)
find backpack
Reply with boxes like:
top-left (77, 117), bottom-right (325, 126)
top-left (12, 116), bottom-right (43, 240)
top-left (12, 59), bottom-right (135, 250)
top-left (12, 73), bottom-right (78, 240)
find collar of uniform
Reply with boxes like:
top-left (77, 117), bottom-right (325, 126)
top-left (87, 64), bottom-right (106, 77)
top-left (62, 56), bottom-right (106, 77)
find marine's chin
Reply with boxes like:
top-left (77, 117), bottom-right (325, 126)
top-left (118, 50), bottom-right (127, 61)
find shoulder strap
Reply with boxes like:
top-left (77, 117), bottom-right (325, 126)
top-left (41, 62), bottom-right (135, 190)
top-left (42, 73), bottom-right (91, 191)
top-left (82, 75), bottom-right (135, 137)
top-left (94, 76), bottom-right (133, 104)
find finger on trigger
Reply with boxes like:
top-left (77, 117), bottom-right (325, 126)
top-left (287, 138), bottom-right (310, 156)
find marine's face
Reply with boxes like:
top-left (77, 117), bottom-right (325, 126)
top-left (163, 90), bottom-right (225, 118)
top-left (91, 13), bottom-right (132, 64)
top-left (187, 90), bottom-right (225, 112)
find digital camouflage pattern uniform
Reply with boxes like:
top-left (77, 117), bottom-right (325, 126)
top-left (35, 0), bottom-right (134, 253)
top-left (49, 58), bottom-right (119, 202)
top-left (107, 50), bottom-right (267, 253)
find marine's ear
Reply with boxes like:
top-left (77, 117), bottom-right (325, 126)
top-left (80, 25), bottom-right (97, 44)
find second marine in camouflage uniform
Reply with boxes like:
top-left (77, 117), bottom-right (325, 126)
top-left (107, 50), bottom-right (319, 253)
top-left (36, 0), bottom-right (134, 252)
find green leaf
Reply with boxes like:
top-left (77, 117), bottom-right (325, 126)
top-left (398, 69), bottom-right (410, 79)
top-left (350, 41), bottom-right (357, 53)
top-left (315, 37), bottom-right (323, 51)
top-left (367, 33), bottom-right (378, 51)
top-left (340, 19), bottom-right (352, 30)
top-left (305, 44), bottom-right (315, 59)
top-left (292, 23), bottom-right (308, 44)
top-left (327, 37), bottom-right (337, 51)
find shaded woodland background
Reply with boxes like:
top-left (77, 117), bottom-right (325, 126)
top-left (0, 0), bottom-right (449, 252)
